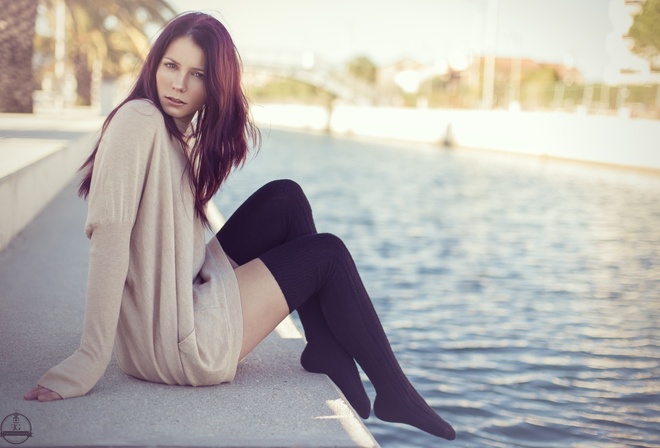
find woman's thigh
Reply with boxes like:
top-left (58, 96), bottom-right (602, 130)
top-left (234, 258), bottom-right (289, 360)
top-left (217, 179), bottom-right (316, 265)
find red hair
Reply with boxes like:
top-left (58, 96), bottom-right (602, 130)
top-left (78, 12), bottom-right (260, 226)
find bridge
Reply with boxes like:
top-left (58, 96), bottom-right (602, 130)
top-left (241, 51), bottom-right (376, 105)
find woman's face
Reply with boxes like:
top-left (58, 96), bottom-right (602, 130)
top-left (156, 36), bottom-right (207, 130)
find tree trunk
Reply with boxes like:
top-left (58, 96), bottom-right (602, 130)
top-left (0, 0), bottom-right (39, 113)
top-left (73, 50), bottom-right (92, 106)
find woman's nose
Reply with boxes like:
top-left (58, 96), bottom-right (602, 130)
top-left (172, 73), bottom-right (186, 92)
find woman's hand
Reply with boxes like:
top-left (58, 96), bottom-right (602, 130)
top-left (24, 385), bottom-right (62, 402)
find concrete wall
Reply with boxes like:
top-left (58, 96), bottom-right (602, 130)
top-left (0, 133), bottom-right (97, 250)
top-left (253, 104), bottom-right (660, 171)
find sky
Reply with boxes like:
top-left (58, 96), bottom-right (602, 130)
top-left (167, 0), bottom-right (648, 83)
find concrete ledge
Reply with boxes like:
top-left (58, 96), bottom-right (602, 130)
top-left (0, 134), bottom-right (98, 250)
top-left (0, 180), bottom-right (377, 447)
top-left (0, 111), bottom-right (102, 251)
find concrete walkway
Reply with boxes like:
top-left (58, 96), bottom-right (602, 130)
top-left (0, 109), bottom-right (378, 447)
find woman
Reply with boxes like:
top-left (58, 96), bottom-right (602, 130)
top-left (24, 12), bottom-right (455, 441)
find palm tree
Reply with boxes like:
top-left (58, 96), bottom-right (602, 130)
top-left (0, 0), bottom-right (40, 113)
top-left (2, 0), bottom-right (175, 112)
top-left (52, 0), bottom-right (176, 106)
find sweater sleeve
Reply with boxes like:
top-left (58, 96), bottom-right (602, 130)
top-left (37, 100), bottom-right (163, 399)
top-left (37, 225), bottom-right (132, 398)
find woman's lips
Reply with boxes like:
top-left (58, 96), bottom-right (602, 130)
top-left (165, 96), bottom-right (186, 106)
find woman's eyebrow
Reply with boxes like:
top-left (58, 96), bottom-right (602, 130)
top-left (163, 56), bottom-right (204, 72)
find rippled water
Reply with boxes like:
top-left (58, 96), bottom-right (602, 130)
top-left (214, 128), bottom-right (660, 447)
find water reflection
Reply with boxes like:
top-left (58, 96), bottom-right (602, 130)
top-left (215, 129), bottom-right (660, 447)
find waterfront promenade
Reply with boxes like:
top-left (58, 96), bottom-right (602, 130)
top-left (3, 106), bottom-right (659, 447)
top-left (0, 109), bottom-right (378, 447)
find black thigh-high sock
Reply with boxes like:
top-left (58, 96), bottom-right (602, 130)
top-left (296, 297), bottom-right (371, 418)
top-left (215, 179), bottom-right (370, 418)
top-left (259, 233), bottom-right (456, 440)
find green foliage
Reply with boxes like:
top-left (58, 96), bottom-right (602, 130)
top-left (247, 78), bottom-right (334, 105)
top-left (347, 55), bottom-right (377, 84)
top-left (33, 0), bottom-right (175, 105)
top-left (627, 0), bottom-right (660, 67)
top-left (523, 67), bottom-right (558, 84)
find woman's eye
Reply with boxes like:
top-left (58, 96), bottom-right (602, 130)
top-left (193, 72), bottom-right (204, 79)
top-left (165, 62), bottom-right (176, 69)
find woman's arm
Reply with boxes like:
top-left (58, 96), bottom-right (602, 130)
top-left (25, 229), bottom-right (130, 400)
top-left (25, 100), bottom-right (161, 400)
top-left (29, 224), bottom-right (132, 399)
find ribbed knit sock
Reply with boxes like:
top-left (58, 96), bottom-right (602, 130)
top-left (259, 233), bottom-right (456, 440)
top-left (216, 179), bottom-right (371, 418)
top-left (297, 299), bottom-right (371, 418)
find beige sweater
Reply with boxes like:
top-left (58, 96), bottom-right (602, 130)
top-left (38, 100), bottom-right (243, 399)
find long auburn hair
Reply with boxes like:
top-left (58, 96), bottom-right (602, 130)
top-left (78, 12), bottom-right (260, 226)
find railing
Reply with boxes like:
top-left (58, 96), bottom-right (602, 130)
top-left (241, 50), bottom-right (376, 104)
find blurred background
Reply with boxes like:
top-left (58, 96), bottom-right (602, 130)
top-left (1, 0), bottom-right (659, 117)
top-left (1, 1), bottom-right (659, 447)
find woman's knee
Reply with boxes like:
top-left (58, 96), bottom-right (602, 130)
top-left (263, 179), bottom-right (312, 217)
top-left (314, 233), bottom-right (352, 262)
top-left (261, 179), bottom-right (304, 199)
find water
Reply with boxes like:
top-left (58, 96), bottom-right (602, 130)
top-left (213, 128), bottom-right (660, 447)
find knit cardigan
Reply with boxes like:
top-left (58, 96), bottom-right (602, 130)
top-left (38, 100), bottom-right (243, 399)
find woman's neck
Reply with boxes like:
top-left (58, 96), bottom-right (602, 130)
top-left (174, 117), bottom-right (192, 134)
